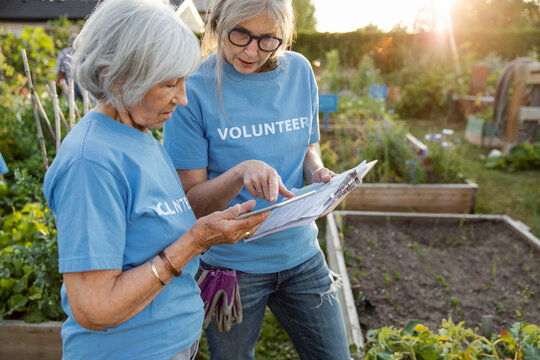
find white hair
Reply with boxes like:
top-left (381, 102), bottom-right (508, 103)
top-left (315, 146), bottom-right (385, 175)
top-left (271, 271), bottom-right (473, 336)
top-left (71, 0), bottom-right (200, 109)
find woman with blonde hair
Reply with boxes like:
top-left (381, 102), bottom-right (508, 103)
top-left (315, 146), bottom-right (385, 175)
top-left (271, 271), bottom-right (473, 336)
top-left (163, 0), bottom-right (351, 358)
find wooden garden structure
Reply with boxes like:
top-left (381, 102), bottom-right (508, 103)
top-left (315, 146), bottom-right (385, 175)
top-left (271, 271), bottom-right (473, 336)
top-left (504, 61), bottom-right (540, 153)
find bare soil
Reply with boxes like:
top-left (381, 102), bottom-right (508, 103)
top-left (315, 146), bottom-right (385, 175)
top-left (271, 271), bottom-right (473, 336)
top-left (342, 216), bottom-right (540, 336)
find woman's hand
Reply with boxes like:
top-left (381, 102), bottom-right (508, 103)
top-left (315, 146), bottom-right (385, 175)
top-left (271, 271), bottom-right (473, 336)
top-left (237, 160), bottom-right (293, 202)
top-left (311, 167), bottom-right (336, 183)
top-left (63, 200), bottom-right (268, 332)
top-left (189, 199), bottom-right (270, 251)
top-left (303, 143), bottom-right (336, 184)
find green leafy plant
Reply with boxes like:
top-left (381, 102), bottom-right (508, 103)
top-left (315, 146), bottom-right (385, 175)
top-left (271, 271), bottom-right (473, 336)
top-left (365, 318), bottom-right (540, 360)
top-left (497, 322), bottom-right (540, 360)
top-left (486, 142), bottom-right (540, 172)
top-left (0, 171), bottom-right (64, 323)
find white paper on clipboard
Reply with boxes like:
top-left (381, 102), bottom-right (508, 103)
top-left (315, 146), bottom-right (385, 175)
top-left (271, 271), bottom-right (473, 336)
top-left (237, 190), bottom-right (317, 219)
top-left (244, 160), bottom-right (377, 241)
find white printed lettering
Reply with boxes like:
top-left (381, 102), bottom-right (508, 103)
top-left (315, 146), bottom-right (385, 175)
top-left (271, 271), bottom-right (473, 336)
top-left (150, 197), bottom-right (190, 216)
top-left (215, 116), bottom-right (310, 141)
top-left (230, 127), bottom-right (241, 139)
top-left (264, 123), bottom-right (275, 135)
top-left (285, 119), bottom-right (292, 132)
top-left (217, 128), bottom-right (228, 140)
top-left (252, 124), bottom-right (263, 136)
top-left (157, 203), bottom-right (169, 215)
top-left (242, 126), bottom-right (252, 138)
top-left (181, 197), bottom-right (192, 210)
top-left (172, 199), bottom-right (184, 213)
top-left (164, 202), bottom-right (175, 215)
top-left (275, 121), bottom-right (284, 132)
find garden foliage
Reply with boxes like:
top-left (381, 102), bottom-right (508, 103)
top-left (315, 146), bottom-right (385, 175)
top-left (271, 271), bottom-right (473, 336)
top-left (321, 116), bottom-right (466, 184)
top-left (486, 142), bottom-right (540, 172)
top-left (0, 24), bottom-right (72, 322)
top-left (365, 318), bottom-right (540, 360)
top-left (0, 171), bottom-right (64, 323)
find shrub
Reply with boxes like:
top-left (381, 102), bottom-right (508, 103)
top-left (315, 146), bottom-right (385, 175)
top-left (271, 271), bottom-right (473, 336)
top-left (486, 142), bottom-right (540, 172)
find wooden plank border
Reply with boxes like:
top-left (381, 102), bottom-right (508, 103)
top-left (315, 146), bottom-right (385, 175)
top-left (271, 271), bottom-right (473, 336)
top-left (339, 181), bottom-right (478, 214)
top-left (325, 212), bottom-right (364, 354)
top-left (0, 320), bottom-right (62, 359)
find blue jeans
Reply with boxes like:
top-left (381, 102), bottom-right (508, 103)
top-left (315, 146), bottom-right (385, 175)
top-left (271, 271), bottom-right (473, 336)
top-left (199, 251), bottom-right (351, 360)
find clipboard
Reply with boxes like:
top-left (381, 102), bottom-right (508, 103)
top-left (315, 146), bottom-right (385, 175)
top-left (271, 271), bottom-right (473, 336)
top-left (237, 190), bottom-right (317, 219)
top-left (321, 160), bottom-right (377, 216)
top-left (242, 159), bottom-right (377, 241)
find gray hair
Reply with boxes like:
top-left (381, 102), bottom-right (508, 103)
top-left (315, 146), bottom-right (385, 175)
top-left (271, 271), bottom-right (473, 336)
top-left (202, 0), bottom-right (295, 121)
top-left (203, 0), bottom-right (295, 70)
top-left (71, 0), bottom-right (200, 109)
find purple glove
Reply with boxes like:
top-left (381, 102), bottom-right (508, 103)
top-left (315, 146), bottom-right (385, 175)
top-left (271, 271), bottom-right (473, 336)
top-left (197, 269), bottom-right (242, 332)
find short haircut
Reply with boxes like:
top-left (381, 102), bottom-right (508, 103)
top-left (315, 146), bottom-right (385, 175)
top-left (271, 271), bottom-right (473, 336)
top-left (71, 0), bottom-right (200, 109)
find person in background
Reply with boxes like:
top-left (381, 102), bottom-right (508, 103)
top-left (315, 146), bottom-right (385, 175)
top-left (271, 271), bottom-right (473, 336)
top-left (0, 151), bottom-right (8, 179)
top-left (43, 0), bottom-right (268, 359)
top-left (55, 33), bottom-right (82, 100)
top-left (163, 0), bottom-right (351, 358)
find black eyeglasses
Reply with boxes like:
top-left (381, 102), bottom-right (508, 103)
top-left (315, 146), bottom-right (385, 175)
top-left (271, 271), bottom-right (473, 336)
top-left (228, 29), bottom-right (283, 52)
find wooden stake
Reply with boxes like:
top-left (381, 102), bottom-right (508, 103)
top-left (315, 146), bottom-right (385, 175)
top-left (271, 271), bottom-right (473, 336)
top-left (504, 63), bottom-right (528, 153)
top-left (45, 83), bottom-right (70, 132)
top-left (67, 78), bottom-right (76, 128)
top-left (21, 48), bottom-right (49, 170)
top-left (34, 95), bottom-right (57, 142)
top-left (61, 78), bottom-right (81, 120)
top-left (49, 81), bottom-right (62, 150)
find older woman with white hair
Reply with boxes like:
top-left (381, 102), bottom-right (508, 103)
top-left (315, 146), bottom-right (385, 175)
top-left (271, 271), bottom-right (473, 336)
top-left (43, 0), bottom-right (268, 359)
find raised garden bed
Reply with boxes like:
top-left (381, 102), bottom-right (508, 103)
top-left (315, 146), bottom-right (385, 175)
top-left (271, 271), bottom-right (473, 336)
top-left (0, 320), bottom-right (62, 359)
top-left (339, 180), bottom-right (478, 213)
top-left (325, 211), bottom-right (540, 355)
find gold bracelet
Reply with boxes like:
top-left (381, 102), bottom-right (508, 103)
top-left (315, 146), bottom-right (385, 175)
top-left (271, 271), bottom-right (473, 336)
top-left (158, 250), bottom-right (182, 277)
top-left (150, 260), bottom-right (166, 286)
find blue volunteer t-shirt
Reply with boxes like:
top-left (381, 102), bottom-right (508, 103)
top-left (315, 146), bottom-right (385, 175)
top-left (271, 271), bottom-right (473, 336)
top-left (43, 111), bottom-right (203, 360)
top-left (163, 51), bottom-right (321, 273)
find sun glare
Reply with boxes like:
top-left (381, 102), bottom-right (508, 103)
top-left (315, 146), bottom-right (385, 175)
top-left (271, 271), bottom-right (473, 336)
top-left (433, 0), bottom-right (454, 33)
top-left (314, 0), bottom-right (437, 33)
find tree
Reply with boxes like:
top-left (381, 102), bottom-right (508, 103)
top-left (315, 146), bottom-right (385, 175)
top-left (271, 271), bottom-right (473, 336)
top-left (293, 0), bottom-right (317, 31)
top-left (451, 0), bottom-right (540, 30)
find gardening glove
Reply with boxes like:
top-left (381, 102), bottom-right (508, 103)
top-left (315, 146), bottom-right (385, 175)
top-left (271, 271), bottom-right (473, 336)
top-left (197, 268), bottom-right (242, 332)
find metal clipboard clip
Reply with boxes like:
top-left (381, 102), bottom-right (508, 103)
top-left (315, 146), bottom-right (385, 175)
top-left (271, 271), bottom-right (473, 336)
top-left (324, 169), bottom-right (361, 207)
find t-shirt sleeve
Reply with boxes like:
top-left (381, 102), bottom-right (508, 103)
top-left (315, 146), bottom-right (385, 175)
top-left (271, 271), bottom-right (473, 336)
top-left (51, 159), bottom-right (127, 273)
top-left (308, 61), bottom-right (320, 145)
top-left (163, 103), bottom-right (209, 170)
